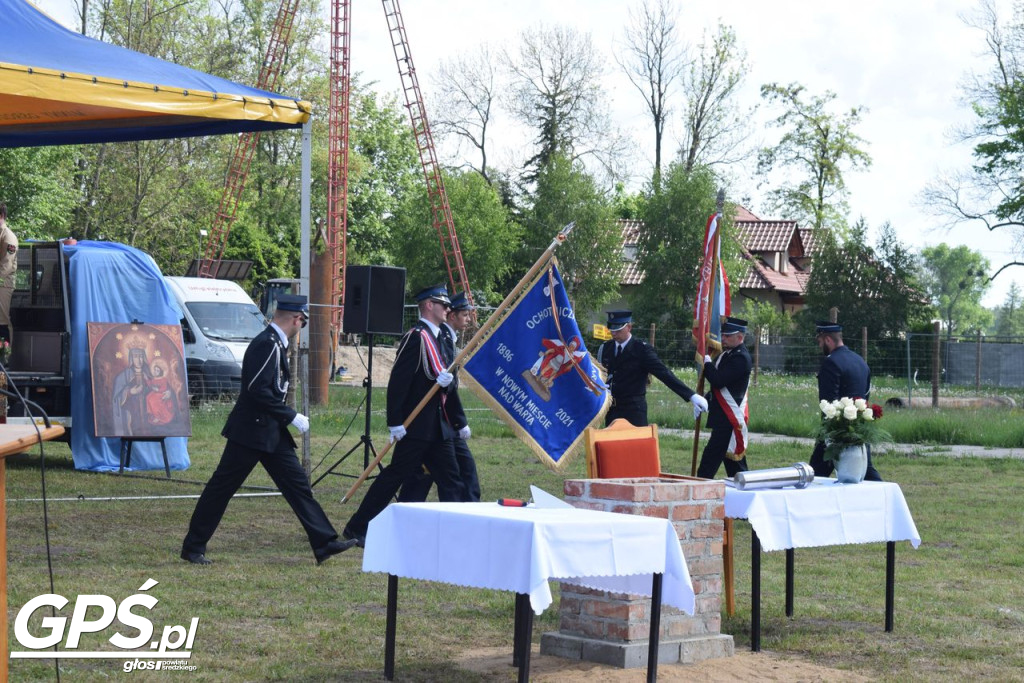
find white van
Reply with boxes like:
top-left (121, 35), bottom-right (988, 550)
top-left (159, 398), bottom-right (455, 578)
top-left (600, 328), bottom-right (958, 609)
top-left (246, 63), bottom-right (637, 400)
top-left (163, 276), bottom-right (267, 403)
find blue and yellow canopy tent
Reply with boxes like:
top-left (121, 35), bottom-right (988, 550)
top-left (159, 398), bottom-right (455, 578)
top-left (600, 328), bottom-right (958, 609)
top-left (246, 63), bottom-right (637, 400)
top-left (0, 0), bottom-right (315, 471)
top-left (0, 0), bottom-right (311, 147)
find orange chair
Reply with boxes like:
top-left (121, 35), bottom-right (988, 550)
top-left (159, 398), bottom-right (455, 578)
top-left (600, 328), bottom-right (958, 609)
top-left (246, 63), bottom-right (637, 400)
top-left (585, 418), bottom-right (662, 479)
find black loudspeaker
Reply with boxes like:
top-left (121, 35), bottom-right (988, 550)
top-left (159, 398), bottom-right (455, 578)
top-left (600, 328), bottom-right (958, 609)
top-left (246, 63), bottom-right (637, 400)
top-left (343, 265), bottom-right (407, 335)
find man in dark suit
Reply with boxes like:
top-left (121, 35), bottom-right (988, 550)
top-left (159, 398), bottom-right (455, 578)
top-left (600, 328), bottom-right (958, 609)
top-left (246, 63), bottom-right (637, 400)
top-left (597, 310), bottom-right (708, 426)
top-left (810, 321), bottom-right (883, 481)
top-left (697, 317), bottom-right (752, 479)
top-left (181, 295), bottom-right (355, 565)
top-left (398, 291), bottom-right (480, 502)
top-left (343, 285), bottom-right (465, 547)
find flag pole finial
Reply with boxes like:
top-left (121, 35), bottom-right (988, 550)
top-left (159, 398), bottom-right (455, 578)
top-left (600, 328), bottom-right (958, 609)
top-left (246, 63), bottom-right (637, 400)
top-left (716, 188), bottom-right (725, 213)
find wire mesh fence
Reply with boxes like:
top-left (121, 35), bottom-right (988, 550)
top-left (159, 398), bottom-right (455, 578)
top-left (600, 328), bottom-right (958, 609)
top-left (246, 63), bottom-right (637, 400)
top-left (582, 324), bottom-right (1024, 398)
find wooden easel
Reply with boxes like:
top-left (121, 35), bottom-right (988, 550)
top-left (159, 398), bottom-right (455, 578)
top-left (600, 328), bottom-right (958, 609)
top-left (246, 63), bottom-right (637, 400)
top-left (119, 437), bottom-right (171, 478)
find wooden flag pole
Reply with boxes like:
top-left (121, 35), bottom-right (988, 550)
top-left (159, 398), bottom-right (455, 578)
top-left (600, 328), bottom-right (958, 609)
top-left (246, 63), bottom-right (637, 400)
top-left (690, 190), bottom-right (725, 477)
top-left (341, 222), bottom-right (576, 503)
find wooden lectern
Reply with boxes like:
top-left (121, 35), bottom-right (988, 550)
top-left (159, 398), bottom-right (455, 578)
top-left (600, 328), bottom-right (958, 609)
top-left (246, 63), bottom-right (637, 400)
top-left (0, 423), bottom-right (66, 682)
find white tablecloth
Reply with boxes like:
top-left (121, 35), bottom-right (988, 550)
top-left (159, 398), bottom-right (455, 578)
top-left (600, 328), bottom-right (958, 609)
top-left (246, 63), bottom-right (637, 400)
top-left (724, 480), bottom-right (921, 552)
top-left (362, 502), bottom-right (695, 615)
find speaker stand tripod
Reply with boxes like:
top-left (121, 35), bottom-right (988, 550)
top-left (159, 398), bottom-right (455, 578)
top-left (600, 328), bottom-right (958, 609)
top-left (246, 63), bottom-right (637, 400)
top-left (312, 332), bottom-right (382, 487)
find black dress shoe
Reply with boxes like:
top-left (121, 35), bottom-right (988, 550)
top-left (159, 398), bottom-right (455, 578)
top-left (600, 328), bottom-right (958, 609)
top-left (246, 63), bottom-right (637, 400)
top-left (180, 551), bottom-right (213, 565)
top-left (342, 527), bottom-right (366, 548)
top-left (315, 538), bottom-right (358, 565)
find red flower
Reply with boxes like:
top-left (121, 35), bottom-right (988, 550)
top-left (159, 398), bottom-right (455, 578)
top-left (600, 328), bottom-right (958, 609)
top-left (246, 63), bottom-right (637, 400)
top-left (871, 404), bottom-right (883, 420)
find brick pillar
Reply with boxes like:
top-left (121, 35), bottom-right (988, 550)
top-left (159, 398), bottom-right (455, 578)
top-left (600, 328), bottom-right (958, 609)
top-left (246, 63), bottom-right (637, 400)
top-left (539, 477), bottom-right (733, 668)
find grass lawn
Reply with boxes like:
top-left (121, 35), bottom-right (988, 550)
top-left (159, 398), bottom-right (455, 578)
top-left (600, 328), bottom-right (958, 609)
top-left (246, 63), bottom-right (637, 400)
top-left (5, 379), bottom-right (1024, 681)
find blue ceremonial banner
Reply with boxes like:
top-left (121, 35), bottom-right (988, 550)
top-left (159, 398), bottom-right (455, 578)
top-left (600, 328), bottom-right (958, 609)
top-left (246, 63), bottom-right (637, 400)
top-left (462, 260), bottom-right (609, 469)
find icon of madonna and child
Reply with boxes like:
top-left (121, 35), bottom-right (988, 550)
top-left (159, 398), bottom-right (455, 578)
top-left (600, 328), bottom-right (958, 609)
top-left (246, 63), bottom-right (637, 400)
top-left (88, 323), bottom-right (192, 438)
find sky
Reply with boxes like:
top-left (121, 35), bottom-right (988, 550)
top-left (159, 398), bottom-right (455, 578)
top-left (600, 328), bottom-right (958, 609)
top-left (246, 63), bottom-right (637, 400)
top-left (30, 0), bottom-right (1021, 306)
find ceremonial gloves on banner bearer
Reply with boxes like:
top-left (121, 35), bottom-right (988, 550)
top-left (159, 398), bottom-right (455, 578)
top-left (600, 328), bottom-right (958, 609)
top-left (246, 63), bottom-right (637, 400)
top-left (704, 354), bottom-right (713, 364)
top-left (388, 425), bottom-right (407, 444)
top-left (458, 425), bottom-right (471, 440)
top-left (436, 370), bottom-right (454, 388)
top-left (290, 413), bottom-right (310, 434)
top-left (690, 394), bottom-right (709, 420)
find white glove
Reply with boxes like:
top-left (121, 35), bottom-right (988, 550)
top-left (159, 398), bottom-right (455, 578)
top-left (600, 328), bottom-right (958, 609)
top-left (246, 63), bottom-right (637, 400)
top-left (388, 425), bottom-right (407, 443)
top-left (690, 394), bottom-right (708, 414)
top-left (458, 425), bottom-right (471, 440)
top-left (704, 354), bottom-right (712, 364)
top-left (436, 370), bottom-right (454, 388)
top-left (693, 403), bottom-right (704, 421)
top-left (290, 413), bottom-right (310, 434)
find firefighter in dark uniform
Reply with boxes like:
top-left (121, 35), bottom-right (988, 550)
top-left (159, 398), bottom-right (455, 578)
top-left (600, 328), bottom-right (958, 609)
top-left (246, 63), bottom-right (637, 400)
top-left (343, 285), bottom-right (465, 547)
top-left (181, 295), bottom-right (355, 565)
top-left (596, 310), bottom-right (708, 427)
top-left (810, 321), bottom-right (883, 481)
top-left (398, 290), bottom-right (480, 502)
top-left (697, 317), bottom-right (752, 479)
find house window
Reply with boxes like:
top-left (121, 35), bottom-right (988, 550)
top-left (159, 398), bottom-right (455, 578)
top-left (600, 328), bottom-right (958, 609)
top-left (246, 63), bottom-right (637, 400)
top-left (623, 245), bottom-right (637, 261)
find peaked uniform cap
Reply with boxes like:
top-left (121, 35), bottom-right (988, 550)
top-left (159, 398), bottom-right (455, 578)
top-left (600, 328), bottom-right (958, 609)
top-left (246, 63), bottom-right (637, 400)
top-left (815, 321), bottom-right (842, 334)
top-left (606, 310), bottom-right (632, 331)
top-left (276, 294), bottom-right (308, 314)
top-left (722, 317), bottom-right (748, 335)
top-left (414, 284), bottom-right (451, 305)
top-left (449, 291), bottom-right (475, 311)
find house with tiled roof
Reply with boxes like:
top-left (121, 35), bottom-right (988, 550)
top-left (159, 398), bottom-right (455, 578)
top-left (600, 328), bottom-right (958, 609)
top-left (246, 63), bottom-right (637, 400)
top-left (731, 206), bottom-right (815, 315)
top-left (611, 207), bottom-right (815, 318)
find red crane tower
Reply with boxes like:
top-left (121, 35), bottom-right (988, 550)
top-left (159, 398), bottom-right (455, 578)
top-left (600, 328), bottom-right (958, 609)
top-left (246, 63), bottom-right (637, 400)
top-left (197, 0), bottom-right (301, 279)
top-left (327, 0), bottom-right (471, 334)
top-left (201, 0), bottom-right (471, 343)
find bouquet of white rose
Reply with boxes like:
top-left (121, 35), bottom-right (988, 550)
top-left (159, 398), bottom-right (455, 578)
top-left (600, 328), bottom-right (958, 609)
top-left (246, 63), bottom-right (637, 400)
top-left (815, 397), bottom-right (890, 462)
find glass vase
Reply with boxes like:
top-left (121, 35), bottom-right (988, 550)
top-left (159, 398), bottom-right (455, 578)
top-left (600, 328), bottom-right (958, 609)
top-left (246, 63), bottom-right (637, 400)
top-left (835, 444), bottom-right (868, 483)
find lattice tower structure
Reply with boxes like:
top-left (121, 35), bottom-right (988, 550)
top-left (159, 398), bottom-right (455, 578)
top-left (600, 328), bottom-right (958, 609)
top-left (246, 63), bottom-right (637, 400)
top-left (198, 0), bottom-right (301, 278)
top-left (326, 0), bottom-right (353, 332)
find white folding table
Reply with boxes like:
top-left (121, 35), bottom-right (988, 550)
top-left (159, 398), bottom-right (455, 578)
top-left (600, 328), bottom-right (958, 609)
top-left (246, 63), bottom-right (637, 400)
top-left (724, 479), bottom-right (921, 651)
top-left (362, 501), bottom-right (695, 682)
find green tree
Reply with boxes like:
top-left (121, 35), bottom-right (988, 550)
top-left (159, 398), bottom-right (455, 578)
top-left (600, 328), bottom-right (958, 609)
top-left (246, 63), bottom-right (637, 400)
top-left (65, 0), bottom-right (325, 290)
top-left (612, 183), bottom-right (646, 220)
top-left (743, 300), bottom-right (794, 343)
top-left (922, 0), bottom-right (1024, 285)
top-left (519, 155), bottom-right (620, 316)
top-left (993, 281), bottom-right (1024, 337)
top-left (678, 23), bottom-right (752, 174)
top-left (919, 244), bottom-right (993, 338)
top-left (757, 83), bottom-right (871, 233)
top-left (803, 220), bottom-right (927, 337)
top-left (332, 89), bottom-right (419, 268)
top-left (0, 147), bottom-right (77, 238)
top-left (391, 169), bottom-right (521, 302)
top-left (633, 163), bottom-right (735, 331)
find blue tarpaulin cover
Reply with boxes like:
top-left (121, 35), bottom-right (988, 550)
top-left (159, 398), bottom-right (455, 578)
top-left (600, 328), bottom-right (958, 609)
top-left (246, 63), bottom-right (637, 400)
top-left (0, 0), bottom-right (311, 147)
top-left (66, 241), bottom-right (190, 472)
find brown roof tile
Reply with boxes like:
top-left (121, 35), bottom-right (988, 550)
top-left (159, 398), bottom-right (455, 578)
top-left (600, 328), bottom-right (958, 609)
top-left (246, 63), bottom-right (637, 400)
top-left (617, 219), bottom-right (645, 286)
top-left (733, 219), bottom-right (800, 253)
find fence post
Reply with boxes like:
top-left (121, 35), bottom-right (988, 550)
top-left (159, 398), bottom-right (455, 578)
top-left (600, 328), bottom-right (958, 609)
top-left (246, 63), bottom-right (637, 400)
top-left (649, 322), bottom-right (656, 347)
top-left (753, 329), bottom-right (760, 387)
top-left (905, 333), bottom-right (912, 406)
top-left (976, 329), bottom-right (982, 391)
top-left (861, 326), bottom-right (868, 362)
top-left (932, 321), bottom-right (941, 408)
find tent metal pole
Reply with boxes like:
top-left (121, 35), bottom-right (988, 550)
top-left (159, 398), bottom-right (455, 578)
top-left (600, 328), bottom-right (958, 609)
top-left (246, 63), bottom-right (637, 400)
top-left (300, 118), bottom-right (312, 473)
top-left (300, 118), bottom-right (312, 327)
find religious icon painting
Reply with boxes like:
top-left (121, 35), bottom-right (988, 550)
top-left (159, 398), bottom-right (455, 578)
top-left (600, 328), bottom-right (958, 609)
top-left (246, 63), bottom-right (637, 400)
top-left (87, 322), bottom-right (192, 438)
